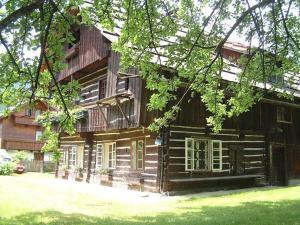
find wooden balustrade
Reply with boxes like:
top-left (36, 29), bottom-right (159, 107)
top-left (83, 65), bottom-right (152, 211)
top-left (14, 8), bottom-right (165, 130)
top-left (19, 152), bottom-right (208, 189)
top-left (75, 108), bottom-right (137, 133)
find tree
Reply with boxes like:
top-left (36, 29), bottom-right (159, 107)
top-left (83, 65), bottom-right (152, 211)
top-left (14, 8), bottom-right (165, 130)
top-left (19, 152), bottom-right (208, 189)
top-left (0, 0), bottom-right (299, 137)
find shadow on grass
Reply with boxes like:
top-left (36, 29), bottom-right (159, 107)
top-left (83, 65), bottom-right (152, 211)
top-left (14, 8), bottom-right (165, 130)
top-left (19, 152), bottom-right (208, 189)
top-left (1, 198), bottom-right (300, 225)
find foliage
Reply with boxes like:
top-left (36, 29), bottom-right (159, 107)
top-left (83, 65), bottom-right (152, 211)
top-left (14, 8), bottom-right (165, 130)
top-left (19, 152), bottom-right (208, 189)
top-left (95, 168), bottom-right (109, 175)
top-left (60, 164), bottom-right (68, 172)
top-left (12, 151), bottom-right (30, 163)
top-left (0, 0), bottom-right (299, 132)
top-left (0, 162), bottom-right (15, 175)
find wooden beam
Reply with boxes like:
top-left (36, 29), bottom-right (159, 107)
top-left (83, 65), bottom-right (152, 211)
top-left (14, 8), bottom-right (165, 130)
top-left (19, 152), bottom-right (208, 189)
top-left (262, 98), bottom-right (300, 109)
top-left (97, 104), bottom-right (109, 128)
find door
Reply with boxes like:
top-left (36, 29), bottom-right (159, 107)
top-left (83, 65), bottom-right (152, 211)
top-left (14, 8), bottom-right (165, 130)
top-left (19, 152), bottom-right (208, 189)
top-left (271, 147), bottom-right (287, 186)
top-left (229, 145), bottom-right (244, 175)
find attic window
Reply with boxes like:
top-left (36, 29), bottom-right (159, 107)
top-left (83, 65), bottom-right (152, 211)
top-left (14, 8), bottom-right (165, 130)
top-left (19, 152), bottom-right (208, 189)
top-left (277, 106), bottom-right (292, 123)
top-left (99, 78), bottom-right (107, 100)
top-left (268, 74), bottom-right (284, 85)
top-left (25, 108), bottom-right (32, 117)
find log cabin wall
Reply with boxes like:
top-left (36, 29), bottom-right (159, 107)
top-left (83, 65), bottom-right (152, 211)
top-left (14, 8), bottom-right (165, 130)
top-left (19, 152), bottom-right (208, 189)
top-left (164, 125), bottom-right (266, 192)
top-left (59, 130), bottom-right (160, 192)
top-left (57, 25), bottom-right (111, 81)
top-left (92, 130), bottom-right (160, 192)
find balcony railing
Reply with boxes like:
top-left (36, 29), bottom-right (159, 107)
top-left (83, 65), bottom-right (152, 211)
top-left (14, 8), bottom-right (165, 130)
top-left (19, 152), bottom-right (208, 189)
top-left (15, 117), bottom-right (38, 126)
top-left (75, 108), bottom-right (137, 133)
top-left (5, 140), bottom-right (44, 151)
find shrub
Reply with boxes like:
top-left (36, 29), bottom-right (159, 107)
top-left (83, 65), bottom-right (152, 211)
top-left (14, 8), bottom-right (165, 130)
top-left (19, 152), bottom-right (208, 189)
top-left (0, 162), bottom-right (15, 175)
top-left (12, 151), bottom-right (30, 163)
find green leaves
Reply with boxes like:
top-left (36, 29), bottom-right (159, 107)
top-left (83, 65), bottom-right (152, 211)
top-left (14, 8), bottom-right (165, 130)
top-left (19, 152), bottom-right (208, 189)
top-left (0, 0), bottom-right (299, 134)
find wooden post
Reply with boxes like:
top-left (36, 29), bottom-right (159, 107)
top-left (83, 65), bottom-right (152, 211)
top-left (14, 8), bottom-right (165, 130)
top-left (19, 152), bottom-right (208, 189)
top-left (116, 97), bottom-right (130, 125)
top-left (97, 105), bottom-right (109, 128)
top-left (86, 135), bottom-right (93, 183)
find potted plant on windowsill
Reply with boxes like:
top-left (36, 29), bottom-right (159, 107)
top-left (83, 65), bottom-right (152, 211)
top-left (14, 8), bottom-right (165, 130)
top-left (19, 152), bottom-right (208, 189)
top-left (75, 167), bottom-right (84, 182)
top-left (61, 165), bottom-right (69, 179)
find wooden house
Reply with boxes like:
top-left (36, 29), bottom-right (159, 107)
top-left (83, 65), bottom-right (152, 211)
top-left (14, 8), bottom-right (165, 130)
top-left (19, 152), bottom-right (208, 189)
top-left (0, 101), bottom-right (47, 161)
top-left (57, 25), bottom-right (300, 193)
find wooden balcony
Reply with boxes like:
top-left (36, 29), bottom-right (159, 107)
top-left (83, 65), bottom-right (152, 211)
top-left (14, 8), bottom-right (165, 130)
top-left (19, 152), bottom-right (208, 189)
top-left (75, 107), bottom-right (137, 133)
top-left (14, 117), bottom-right (38, 126)
top-left (5, 140), bottom-right (44, 151)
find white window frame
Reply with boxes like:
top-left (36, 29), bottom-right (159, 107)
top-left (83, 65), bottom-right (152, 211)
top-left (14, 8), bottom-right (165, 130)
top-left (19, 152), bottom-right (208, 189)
top-left (35, 130), bottom-right (43, 141)
top-left (185, 138), bottom-right (222, 172)
top-left (132, 140), bottom-right (144, 170)
top-left (185, 138), bottom-right (194, 171)
top-left (69, 146), bottom-right (77, 167)
top-left (35, 109), bottom-right (41, 119)
top-left (211, 140), bottom-right (222, 171)
top-left (106, 142), bottom-right (116, 169)
top-left (96, 144), bottom-right (103, 169)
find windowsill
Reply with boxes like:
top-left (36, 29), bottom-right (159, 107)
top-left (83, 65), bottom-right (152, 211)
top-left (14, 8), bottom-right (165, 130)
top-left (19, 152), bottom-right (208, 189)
top-left (277, 120), bottom-right (293, 124)
top-left (185, 169), bottom-right (211, 173)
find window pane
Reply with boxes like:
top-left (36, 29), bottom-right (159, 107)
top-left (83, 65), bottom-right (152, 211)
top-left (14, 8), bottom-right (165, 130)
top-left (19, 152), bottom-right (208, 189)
top-left (212, 141), bottom-right (222, 171)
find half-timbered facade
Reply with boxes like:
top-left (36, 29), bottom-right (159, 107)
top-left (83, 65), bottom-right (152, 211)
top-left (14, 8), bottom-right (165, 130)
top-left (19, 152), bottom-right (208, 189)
top-left (57, 25), bottom-right (300, 193)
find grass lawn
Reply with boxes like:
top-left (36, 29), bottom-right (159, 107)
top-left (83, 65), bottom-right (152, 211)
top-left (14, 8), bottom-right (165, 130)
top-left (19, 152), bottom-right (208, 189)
top-left (0, 173), bottom-right (300, 225)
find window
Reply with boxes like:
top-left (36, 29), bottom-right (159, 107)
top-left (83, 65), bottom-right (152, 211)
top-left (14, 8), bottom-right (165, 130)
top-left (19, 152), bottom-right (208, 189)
top-left (212, 141), bottom-right (222, 171)
top-left (277, 106), bottom-right (292, 123)
top-left (99, 79), bottom-right (107, 99)
top-left (35, 131), bottom-right (43, 141)
top-left (125, 78), bottom-right (129, 90)
top-left (62, 150), bottom-right (68, 164)
top-left (108, 143), bottom-right (116, 169)
top-left (96, 143), bottom-right (116, 169)
top-left (132, 140), bottom-right (144, 170)
top-left (69, 146), bottom-right (77, 167)
top-left (268, 74), bottom-right (284, 85)
top-left (25, 108), bottom-right (32, 117)
top-left (185, 138), bottom-right (222, 171)
top-left (35, 110), bottom-right (41, 119)
top-left (96, 144), bottom-right (103, 169)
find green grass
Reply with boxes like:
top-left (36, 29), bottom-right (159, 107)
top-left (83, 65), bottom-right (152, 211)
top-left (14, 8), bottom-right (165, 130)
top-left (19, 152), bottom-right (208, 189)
top-left (0, 173), bottom-right (300, 225)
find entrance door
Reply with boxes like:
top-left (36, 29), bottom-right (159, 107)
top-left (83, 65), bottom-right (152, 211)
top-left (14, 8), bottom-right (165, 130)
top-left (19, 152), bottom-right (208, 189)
top-left (271, 147), bottom-right (287, 186)
top-left (229, 145), bottom-right (244, 175)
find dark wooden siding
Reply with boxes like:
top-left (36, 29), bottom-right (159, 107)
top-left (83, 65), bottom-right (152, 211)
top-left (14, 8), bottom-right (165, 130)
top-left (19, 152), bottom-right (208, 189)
top-left (165, 125), bottom-right (266, 192)
top-left (57, 25), bottom-right (111, 81)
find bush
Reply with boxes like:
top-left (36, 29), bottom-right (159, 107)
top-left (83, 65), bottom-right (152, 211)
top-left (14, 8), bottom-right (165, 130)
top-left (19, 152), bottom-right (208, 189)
top-left (0, 162), bottom-right (15, 175)
top-left (12, 151), bottom-right (29, 163)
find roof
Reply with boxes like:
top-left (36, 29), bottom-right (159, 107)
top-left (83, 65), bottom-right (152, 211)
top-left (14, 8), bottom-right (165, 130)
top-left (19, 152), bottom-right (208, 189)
top-left (95, 24), bottom-right (300, 97)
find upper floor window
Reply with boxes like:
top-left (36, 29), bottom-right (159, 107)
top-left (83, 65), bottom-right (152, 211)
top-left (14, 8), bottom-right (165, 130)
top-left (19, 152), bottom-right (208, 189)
top-left (35, 110), bottom-right (41, 119)
top-left (268, 74), bottom-right (284, 85)
top-left (185, 138), bottom-right (222, 171)
top-left (277, 106), bottom-right (292, 123)
top-left (99, 78), bottom-right (107, 99)
top-left (35, 131), bottom-right (43, 141)
top-left (25, 108), bottom-right (32, 117)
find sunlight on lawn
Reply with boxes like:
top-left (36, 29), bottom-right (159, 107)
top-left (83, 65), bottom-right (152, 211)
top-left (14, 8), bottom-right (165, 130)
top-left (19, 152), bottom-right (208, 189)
top-left (0, 173), bottom-right (300, 225)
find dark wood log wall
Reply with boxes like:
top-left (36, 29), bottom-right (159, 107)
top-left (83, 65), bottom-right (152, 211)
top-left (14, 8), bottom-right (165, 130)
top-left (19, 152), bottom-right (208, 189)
top-left (78, 66), bottom-right (107, 106)
top-left (165, 125), bottom-right (266, 192)
top-left (58, 25), bottom-right (111, 81)
top-left (92, 130), bottom-right (160, 192)
top-left (59, 131), bottom-right (160, 192)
